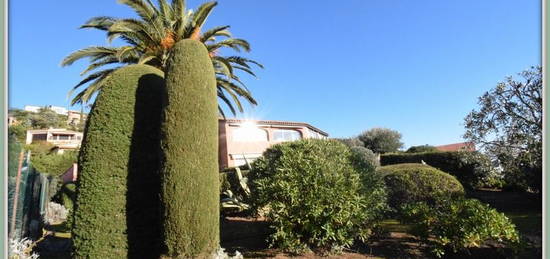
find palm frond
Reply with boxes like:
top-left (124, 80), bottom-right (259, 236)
top-left (226, 56), bottom-right (264, 69)
top-left (80, 57), bottom-right (121, 76)
top-left (207, 38), bottom-right (251, 52)
top-left (171, 0), bottom-right (186, 17)
top-left (218, 90), bottom-right (237, 115)
top-left (218, 77), bottom-right (257, 106)
top-left (212, 56), bottom-right (234, 79)
top-left (158, 0), bottom-right (173, 23)
top-left (233, 65), bottom-right (257, 77)
top-left (80, 16), bottom-right (118, 30)
top-left (171, 0), bottom-right (187, 37)
top-left (217, 83), bottom-right (244, 113)
top-left (118, 0), bottom-right (157, 22)
top-left (138, 54), bottom-right (160, 65)
top-left (72, 69), bottom-right (116, 90)
top-left (61, 47), bottom-right (119, 66)
top-left (200, 25), bottom-right (230, 42)
top-left (190, 1), bottom-right (217, 29)
top-left (69, 68), bottom-right (117, 105)
top-left (218, 106), bottom-right (227, 118)
top-left (108, 19), bottom-right (158, 44)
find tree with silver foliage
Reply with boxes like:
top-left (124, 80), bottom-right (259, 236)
top-left (358, 128), bottom-right (403, 154)
top-left (464, 66), bottom-right (542, 193)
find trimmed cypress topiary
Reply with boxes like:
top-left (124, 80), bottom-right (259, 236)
top-left (160, 39), bottom-right (219, 258)
top-left (72, 65), bottom-right (165, 259)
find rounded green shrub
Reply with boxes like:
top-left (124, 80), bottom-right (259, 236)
top-left (160, 39), bottom-right (219, 258)
top-left (380, 151), bottom-right (496, 189)
top-left (377, 163), bottom-right (464, 211)
top-left (248, 139), bottom-right (387, 253)
top-left (401, 198), bottom-right (520, 257)
top-left (72, 65), bottom-right (165, 258)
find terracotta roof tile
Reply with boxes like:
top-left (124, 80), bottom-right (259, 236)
top-left (435, 142), bottom-right (475, 151)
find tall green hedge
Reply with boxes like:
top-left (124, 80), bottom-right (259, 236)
top-left (380, 151), bottom-right (494, 189)
top-left (160, 39), bottom-right (219, 258)
top-left (72, 65), bottom-right (165, 258)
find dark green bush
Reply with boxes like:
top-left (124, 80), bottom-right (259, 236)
top-left (405, 145), bottom-right (439, 153)
top-left (30, 151), bottom-right (77, 175)
top-left (160, 39), bottom-right (219, 258)
top-left (377, 163), bottom-right (464, 212)
top-left (380, 151), bottom-right (496, 189)
top-left (51, 183), bottom-right (76, 232)
top-left (73, 65), bottom-right (165, 258)
top-left (249, 139), bottom-right (387, 253)
top-left (401, 198), bottom-right (520, 257)
top-left (501, 151), bottom-right (542, 193)
top-left (25, 142), bottom-right (56, 155)
top-left (8, 124), bottom-right (27, 143)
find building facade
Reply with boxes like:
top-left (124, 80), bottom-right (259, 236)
top-left (218, 118), bottom-right (328, 169)
top-left (22, 105), bottom-right (87, 127)
top-left (26, 128), bottom-right (83, 153)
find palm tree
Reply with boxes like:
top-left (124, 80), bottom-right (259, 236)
top-left (61, 0), bottom-right (262, 116)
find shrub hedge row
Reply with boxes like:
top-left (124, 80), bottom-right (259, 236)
top-left (380, 151), bottom-right (495, 189)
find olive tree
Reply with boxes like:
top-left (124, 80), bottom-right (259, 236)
top-left (358, 128), bottom-right (403, 154)
top-left (464, 66), bottom-right (542, 192)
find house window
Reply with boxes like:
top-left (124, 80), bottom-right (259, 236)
top-left (32, 134), bottom-right (47, 141)
top-left (233, 127), bottom-right (268, 142)
top-left (57, 135), bottom-right (70, 140)
top-left (308, 130), bottom-right (326, 139)
top-left (273, 129), bottom-right (301, 142)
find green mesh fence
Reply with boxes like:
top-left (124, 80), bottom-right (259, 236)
top-left (8, 135), bottom-right (58, 241)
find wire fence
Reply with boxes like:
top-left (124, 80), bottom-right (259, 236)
top-left (8, 136), bottom-right (58, 241)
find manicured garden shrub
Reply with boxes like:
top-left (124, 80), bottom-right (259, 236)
top-left (401, 198), bottom-right (520, 257)
top-left (405, 145), bottom-right (439, 153)
top-left (380, 151), bottom-right (495, 189)
top-left (377, 163), bottom-right (464, 212)
top-left (73, 65), bottom-right (165, 258)
top-left (159, 39), bottom-right (219, 258)
top-left (248, 139), bottom-right (387, 253)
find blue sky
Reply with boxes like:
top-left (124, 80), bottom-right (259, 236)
top-left (8, 0), bottom-right (541, 148)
